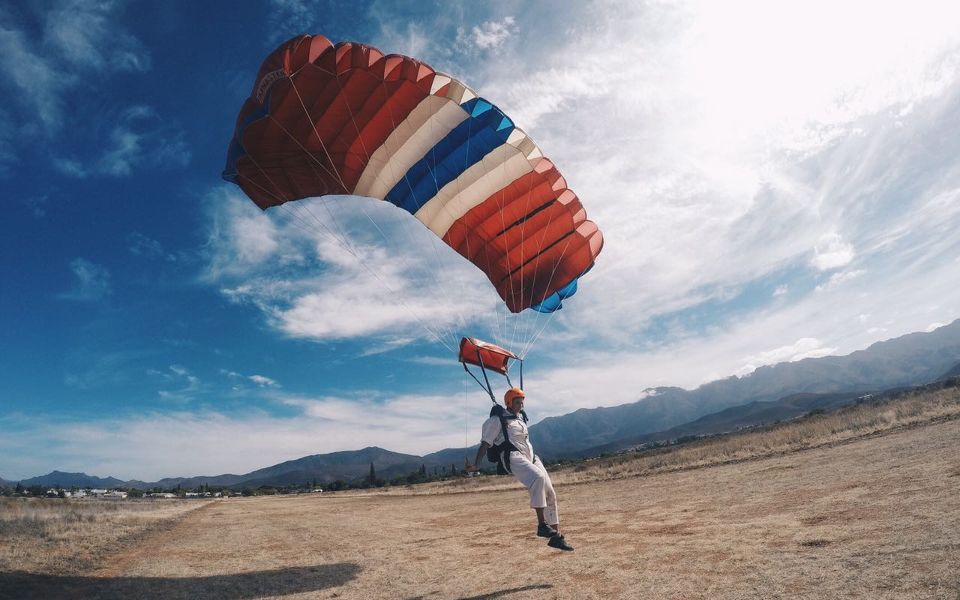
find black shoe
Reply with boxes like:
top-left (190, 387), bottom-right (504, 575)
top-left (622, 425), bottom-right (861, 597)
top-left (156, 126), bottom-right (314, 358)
top-left (548, 534), bottom-right (574, 551)
top-left (537, 523), bottom-right (558, 538)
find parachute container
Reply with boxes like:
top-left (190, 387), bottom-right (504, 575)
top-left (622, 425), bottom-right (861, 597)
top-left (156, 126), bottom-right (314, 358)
top-left (223, 34), bottom-right (602, 314)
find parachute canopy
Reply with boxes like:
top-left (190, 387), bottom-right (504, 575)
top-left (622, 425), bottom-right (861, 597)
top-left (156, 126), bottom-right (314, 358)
top-left (224, 34), bottom-right (602, 313)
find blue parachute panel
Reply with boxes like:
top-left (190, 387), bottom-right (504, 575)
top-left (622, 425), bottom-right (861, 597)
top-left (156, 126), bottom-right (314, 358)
top-left (385, 98), bottom-right (515, 214)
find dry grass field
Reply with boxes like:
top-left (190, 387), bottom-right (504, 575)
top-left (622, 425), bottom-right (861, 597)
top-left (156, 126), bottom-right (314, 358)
top-left (2, 388), bottom-right (958, 599)
top-left (0, 497), bottom-right (206, 576)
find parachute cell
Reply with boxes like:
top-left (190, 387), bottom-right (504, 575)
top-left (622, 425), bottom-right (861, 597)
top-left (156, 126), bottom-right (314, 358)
top-left (223, 34), bottom-right (603, 313)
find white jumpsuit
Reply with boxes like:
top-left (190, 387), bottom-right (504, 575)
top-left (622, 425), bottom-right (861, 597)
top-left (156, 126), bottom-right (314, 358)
top-left (481, 412), bottom-right (559, 526)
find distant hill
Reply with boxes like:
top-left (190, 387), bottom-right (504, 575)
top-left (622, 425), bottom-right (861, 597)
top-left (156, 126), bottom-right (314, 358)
top-left (222, 446), bottom-right (425, 488)
top-left (574, 390), bottom-right (867, 458)
top-left (21, 471), bottom-right (126, 489)
top-left (529, 320), bottom-right (960, 458)
top-left (124, 447), bottom-right (427, 490)
top-left (937, 361), bottom-right (960, 381)
top-left (422, 446), bottom-right (481, 468)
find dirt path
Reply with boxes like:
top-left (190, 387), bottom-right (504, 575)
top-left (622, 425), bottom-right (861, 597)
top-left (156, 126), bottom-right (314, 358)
top-left (8, 418), bottom-right (958, 600)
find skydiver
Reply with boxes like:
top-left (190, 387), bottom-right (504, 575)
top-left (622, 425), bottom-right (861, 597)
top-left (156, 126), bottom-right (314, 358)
top-left (466, 387), bottom-right (574, 551)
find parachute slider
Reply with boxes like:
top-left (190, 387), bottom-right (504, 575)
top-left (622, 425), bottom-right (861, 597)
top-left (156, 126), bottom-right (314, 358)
top-left (458, 337), bottom-right (519, 375)
top-left (458, 337), bottom-right (523, 404)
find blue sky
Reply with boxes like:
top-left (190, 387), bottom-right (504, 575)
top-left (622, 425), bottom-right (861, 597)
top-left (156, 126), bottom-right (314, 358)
top-left (3, 0), bottom-right (960, 481)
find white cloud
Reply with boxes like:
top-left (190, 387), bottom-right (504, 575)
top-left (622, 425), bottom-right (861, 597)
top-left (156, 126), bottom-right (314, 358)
top-left (43, 0), bottom-right (151, 73)
top-left (249, 375), bottom-right (278, 387)
top-left (53, 158), bottom-right (88, 177)
top-left (0, 3), bottom-right (185, 178)
top-left (276, 270), bottom-right (469, 341)
top-left (60, 258), bottom-right (111, 301)
top-left (470, 17), bottom-right (516, 51)
top-left (733, 338), bottom-right (838, 378)
top-left (203, 190), bottom-right (497, 350)
top-left (811, 233), bottom-right (856, 271)
top-left (405, 355), bottom-right (452, 367)
top-left (0, 23), bottom-right (69, 130)
top-left (815, 269), bottom-right (865, 292)
top-left (202, 189), bottom-right (285, 280)
top-left (0, 1), bottom-right (150, 131)
top-left (154, 365), bottom-right (203, 402)
top-left (218, 369), bottom-right (280, 391)
top-left (56, 106), bottom-right (191, 178)
top-left (127, 232), bottom-right (176, 261)
top-left (378, 22), bottom-right (432, 59)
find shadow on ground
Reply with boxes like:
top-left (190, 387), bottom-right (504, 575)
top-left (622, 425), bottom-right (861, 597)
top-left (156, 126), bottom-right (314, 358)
top-left (0, 563), bottom-right (361, 600)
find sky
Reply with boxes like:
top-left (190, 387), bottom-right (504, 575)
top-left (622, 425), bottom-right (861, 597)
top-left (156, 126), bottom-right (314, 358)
top-left (2, 0), bottom-right (960, 481)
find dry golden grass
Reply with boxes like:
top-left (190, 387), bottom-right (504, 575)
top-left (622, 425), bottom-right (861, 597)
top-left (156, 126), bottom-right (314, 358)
top-left (0, 498), bottom-right (207, 575)
top-left (2, 388), bottom-right (958, 599)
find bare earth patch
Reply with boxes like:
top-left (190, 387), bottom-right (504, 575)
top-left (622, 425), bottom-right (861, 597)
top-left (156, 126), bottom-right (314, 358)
top-left (2, 413), bottom-right (958, 599)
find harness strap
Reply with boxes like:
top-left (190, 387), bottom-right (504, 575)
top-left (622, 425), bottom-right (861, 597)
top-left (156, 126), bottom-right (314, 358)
top-left (496, 409), bottom-right (528, 474)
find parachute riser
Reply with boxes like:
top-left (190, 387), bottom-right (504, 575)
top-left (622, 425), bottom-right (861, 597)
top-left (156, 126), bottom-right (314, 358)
top-left (462, 362), bottom-right (496, 404)
top-left (461, 347), bottom-right (523, 405)
top-left (503, 358), bottom-right (523, 390)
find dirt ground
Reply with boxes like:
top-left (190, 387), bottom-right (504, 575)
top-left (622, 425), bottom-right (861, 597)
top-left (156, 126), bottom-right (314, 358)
top-left (3, 418), bottom-right (958, 600)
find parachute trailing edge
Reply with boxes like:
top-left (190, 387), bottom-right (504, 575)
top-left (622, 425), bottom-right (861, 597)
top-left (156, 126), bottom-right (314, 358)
top-left (223, 34), bottom-right (603, 313)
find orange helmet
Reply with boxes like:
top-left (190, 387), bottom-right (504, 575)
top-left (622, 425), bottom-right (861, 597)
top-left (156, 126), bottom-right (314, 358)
top-left (503, 387), bottom-right (526, 407)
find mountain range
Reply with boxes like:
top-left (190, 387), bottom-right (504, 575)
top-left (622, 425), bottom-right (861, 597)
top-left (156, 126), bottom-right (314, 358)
top-left (531, 319), bottom-right (960, 458)
top-left (5, 320), bottom-right (960, 489)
